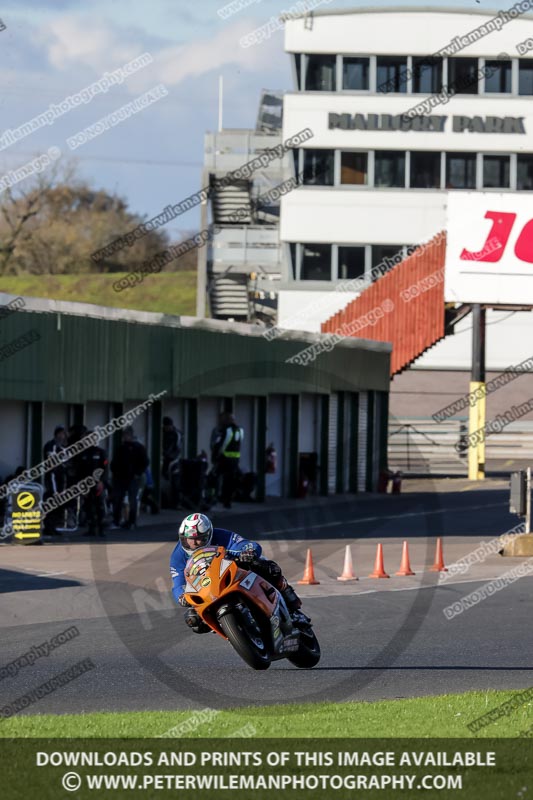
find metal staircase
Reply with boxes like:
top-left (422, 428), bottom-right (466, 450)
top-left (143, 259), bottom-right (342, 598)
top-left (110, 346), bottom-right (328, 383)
top-left (211, 179), bottom-right (253, 225)
top-left (209, 273), bottom-right (249, 320)
top-left (202, 97), bottom-right (290, 323)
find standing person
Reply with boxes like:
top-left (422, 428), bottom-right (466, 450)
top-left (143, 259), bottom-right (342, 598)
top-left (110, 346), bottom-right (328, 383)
top-left (209, 413), bottom-right (225, 466)
top-left (78, 437), bottom-right (108, 537)
top-left (162, 416), bottom-right (182, 509)
top-left (162, 417), bottom-right (182, 479)
top-left (110, 426), bottom-right (149, 530)
top-left (214, 412), bottom-right (244, 509)
top-left (207, 413), bottom-right (225, 507)
top-left (65, 423), bottom-right (88, 529)
top-left (43, 425), bottom-right (68, 535)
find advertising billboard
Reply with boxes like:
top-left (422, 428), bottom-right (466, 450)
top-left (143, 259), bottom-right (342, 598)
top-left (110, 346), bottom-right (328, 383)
top-left (445, 193), bottom-right (533, 304)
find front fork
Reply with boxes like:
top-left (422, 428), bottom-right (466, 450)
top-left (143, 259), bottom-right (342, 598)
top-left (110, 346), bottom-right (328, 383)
top-left (216, 595), bottom-right (292, 655)
top-left (216, 600), bottom-right (264, 641)
top-left (276, 595), bottom-right (293, 635)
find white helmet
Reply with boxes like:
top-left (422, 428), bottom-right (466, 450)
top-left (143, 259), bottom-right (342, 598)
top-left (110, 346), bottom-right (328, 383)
top-left (178, 513), bottom-right (213, 555)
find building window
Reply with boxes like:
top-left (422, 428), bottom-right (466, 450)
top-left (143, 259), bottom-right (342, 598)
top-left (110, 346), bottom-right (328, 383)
top-left (371, 245), bottom-right (405, 275)
top-left (375, 151), bottom-right (405, 188)
top-left (412, 56), bottom-right (443, 93)
top-left (446, 153), bottom-right (476, 189)
top-left (301, 243), bottom-right (332, 280)
top-left (448, 57), bottom-right (480, 94)
top-left (376, 56), bottom-right (408, 93)
top-left (484, 59), bottom-right (512, 93)
top-left (342, 57), bottom-right (369, 90)
top-left (483, 155), bottom-right (510, 189)
top-left (289, 243), bottom-right (297, 279)
top-left (294, 54), bottom-right (302, 90)
top-left (292, 149), bottom-right (299, 177)
top-left (338, 246), bottom-right (366, 280)
top-left (305, 55), bottom-right (336, 91)
top-left (517, 155), bottom-right (533, 190)
top-left (519, 60), bottom-right (533, 95)
top-left (340, 152), bottom-right (368, 184)
top-left (410, 151), bottom-right (441, 188)
top-left (303, 149), bottom-right (334, 185)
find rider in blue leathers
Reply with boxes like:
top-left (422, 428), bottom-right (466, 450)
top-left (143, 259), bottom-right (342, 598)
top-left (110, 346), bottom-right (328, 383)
top-left (170, 513), bottom-right (302, 633)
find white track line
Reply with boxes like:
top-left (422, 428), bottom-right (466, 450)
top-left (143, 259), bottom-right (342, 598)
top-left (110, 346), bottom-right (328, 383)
top-left (36, 570), bottom-right (68, 577)
top-left (263, 502), bottom-right (502, 536)
top-left (299, 574), bottom-right (533, 598)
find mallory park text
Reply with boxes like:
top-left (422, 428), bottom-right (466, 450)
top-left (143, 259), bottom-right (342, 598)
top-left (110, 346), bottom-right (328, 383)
top-left (329, 113), bottom-right (526, 134)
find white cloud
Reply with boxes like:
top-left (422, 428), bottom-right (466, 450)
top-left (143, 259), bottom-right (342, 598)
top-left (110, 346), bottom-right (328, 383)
top-left (156, 18), bottom-right (280, 86)
top-left (38, 12), bottom-right (283, 88)
top-left (39, 15), bottom-right (146, 72)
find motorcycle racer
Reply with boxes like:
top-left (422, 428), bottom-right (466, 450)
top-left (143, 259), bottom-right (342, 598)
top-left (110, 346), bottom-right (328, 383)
top-left (170, 512), bottom-right (302, 633)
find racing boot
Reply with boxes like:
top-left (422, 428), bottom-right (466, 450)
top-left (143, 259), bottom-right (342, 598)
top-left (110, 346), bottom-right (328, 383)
top-left (258, 560), bottom-right (307, 620)
top-left (262, 561), bottom-right (302, 612)
top-left (279, 577), bottom-right (312, 628)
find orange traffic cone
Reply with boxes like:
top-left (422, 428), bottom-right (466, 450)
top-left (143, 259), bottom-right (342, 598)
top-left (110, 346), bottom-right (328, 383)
top-left (430, 538), bottom-right (448, 572)
top-left (298, 548), bottom-right (320, 585)
top-left (395, 540), bottom-right (415, 576)
top-left (337, 545), bottom-right (358, 581)
top-left (368, 543), bottom-right (390, 578)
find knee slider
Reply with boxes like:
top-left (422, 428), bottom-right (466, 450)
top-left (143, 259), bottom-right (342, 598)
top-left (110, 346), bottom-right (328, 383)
top-left (184, 609), bottom-right (200, 628)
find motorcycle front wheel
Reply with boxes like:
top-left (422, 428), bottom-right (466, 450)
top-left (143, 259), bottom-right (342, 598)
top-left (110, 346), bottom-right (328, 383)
top-left (219, 605), bottom-right (271, 671)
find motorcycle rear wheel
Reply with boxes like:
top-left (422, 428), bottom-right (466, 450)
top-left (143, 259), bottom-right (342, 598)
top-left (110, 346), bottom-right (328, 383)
top-left (219, 607), bottom-right (271, 670)
top-left (287, 627), bottom-right (321, 668)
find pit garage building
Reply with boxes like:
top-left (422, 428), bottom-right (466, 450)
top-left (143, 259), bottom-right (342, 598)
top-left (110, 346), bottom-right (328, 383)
top-left (0, 295), bottom-right (390, 499)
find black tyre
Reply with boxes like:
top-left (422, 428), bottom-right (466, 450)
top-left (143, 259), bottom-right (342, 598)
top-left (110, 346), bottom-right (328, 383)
top-left (287, 627), bottom-right (321, 668)
top-left (219, 606), bottom-right (271, 670)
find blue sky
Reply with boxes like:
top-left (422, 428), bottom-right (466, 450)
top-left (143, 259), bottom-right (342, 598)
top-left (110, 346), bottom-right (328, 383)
top-left (0, 0), bottom-right (504, 241)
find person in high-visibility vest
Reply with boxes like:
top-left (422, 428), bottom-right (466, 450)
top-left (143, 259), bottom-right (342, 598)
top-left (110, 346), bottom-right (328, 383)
top-left (213, 412), bottom-right (244, 509)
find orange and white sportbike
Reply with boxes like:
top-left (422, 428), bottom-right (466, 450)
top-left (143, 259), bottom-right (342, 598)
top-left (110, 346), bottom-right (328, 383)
top-left (183, 545), bottom-right (321, 670)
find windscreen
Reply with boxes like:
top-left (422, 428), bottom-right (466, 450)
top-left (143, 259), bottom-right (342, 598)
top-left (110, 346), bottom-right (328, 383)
top-left (184, 546), bottom-right (219, 585)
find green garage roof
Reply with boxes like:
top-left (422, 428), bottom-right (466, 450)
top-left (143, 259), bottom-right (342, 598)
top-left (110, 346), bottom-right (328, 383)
top-left (0, 294), bottom-right (391, 403)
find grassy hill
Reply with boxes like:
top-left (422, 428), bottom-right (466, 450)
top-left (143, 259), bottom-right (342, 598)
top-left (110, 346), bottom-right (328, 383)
top-left (0, 272), bottom-right (197, 316)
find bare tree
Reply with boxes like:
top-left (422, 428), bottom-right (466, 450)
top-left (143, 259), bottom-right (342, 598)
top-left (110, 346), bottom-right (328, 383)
top-left (0, 159), bottom-right (182, 276)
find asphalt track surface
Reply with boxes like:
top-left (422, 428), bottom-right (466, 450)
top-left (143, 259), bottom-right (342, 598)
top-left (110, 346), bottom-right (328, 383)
top-left (1, 482), bottom-right (533, 716)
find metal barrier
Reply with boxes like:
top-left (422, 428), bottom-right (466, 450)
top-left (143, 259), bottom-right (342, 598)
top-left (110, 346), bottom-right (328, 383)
top-left (389, 418), bottom-right (533, 476)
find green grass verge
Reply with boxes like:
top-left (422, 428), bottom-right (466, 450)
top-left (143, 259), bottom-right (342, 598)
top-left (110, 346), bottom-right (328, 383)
top-left (0, 272), bottom-right (197, 316)
top-left (2, 690), bottom-right (532, 737)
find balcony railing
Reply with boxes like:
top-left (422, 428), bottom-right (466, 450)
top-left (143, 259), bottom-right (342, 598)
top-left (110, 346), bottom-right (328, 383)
top-left (204, 130), bottom-right (292, 175)
top-left (208, 225), bottom-right (282, 271)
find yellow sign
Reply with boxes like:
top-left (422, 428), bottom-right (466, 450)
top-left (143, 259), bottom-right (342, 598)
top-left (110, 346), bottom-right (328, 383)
top-left (11, 489), bottom-right (42, 541)
top-left (17, 491), bottom-right (35, 510)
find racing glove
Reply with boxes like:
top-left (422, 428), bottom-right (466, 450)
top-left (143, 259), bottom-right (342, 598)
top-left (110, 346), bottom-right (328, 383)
top-left (234, 543), bottom-right (259, 564)
top-left (177, 594), bottom-right (189, 607)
